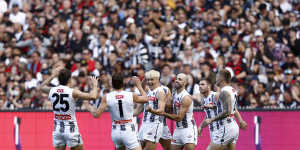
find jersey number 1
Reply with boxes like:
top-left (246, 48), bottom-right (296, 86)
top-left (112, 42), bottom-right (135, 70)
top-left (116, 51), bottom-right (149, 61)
top-left (52, 93), bottom-right (70, 112)
top-left (118, 100), bottom-right (124, 118)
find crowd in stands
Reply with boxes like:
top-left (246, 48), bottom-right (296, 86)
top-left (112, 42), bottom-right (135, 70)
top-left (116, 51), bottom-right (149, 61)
top-left (0, 0), bottom-right (300, 110)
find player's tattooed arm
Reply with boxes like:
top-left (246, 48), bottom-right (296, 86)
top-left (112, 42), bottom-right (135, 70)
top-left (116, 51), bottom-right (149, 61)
top-left (85, 95), bottom-right (107, 118)
top-left (147, 90), bottom-right (166, 115)
top-left (163, 95), bottom-right (192, 122)
top-left (208, 91), bottom-right (232, 123)
top-left (39, 66), bottom-right (63, 93)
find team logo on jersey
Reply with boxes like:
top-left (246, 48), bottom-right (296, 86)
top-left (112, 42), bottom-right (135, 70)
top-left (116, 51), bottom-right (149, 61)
top-left (115, 95), bottom-right (124, 99)
top-left (148, 96), bottom-right (156, 101)
top-left (57, 89), bottom-right (64, 93)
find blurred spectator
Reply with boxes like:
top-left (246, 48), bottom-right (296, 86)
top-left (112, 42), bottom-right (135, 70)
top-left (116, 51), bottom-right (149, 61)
top-left (0, 0), bottom-right (7, 14)
top-left (279, 91), bottom-right (298, 108)
top-left (9, 4), bottom-right (25, 26)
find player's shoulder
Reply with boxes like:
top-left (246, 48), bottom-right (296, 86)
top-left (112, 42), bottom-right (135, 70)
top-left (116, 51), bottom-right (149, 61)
top-left (221, 86), bottom-right (235, 93)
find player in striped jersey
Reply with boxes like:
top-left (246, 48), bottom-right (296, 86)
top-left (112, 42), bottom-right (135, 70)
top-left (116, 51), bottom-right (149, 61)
top-left (201, 70), bottom-right (247, 150)
top-left (197, 78), bottom-right (246, 150)
top-left (138, 70), bottom-right (167, 150)
top-left (156, 73), bottom-right (197, 150)
top-left (133, 82), bottom-right (172, 150)
top-left (85, 74), bottom-right (149, 150)
top-left (40, 66), bottom-right (99, 150)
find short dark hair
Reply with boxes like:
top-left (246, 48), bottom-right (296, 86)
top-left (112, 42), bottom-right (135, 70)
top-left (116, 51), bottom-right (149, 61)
top-left (127, 34), bottom-right (136, 40)
top-left (58, 69), bottom-right (71, 85)
top-left (199, 78), bottom-right (211, 85)
top-left (100, 33), bottom-right (108, 39)
top-left (112, 73), bottom-right (124, 89)
top-left (218, 69), bottom-right (231, 82)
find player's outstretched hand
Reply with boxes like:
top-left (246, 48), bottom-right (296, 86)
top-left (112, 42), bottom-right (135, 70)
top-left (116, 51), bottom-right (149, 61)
top-left (52, 66), bottom-right (64, 77)
top-left (89, 76), bottom-right (99, 87)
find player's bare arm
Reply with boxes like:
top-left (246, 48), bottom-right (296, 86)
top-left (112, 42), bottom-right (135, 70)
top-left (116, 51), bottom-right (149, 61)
top-left (39, 66), bottom-right (63, 93)
top-left (165, 88), bottom-right (172, 108)
top-left (86, 95), bottom-right (107, 118)
top-left (197, 116), bottom-right (208, 137)
top-left (163, 95), bottom-right (192, 122)
top-left (146, 90), bottom-right (166, 115)
top-left (205, 90), bottom-right (232, 125)
top-left (132, 76), bottom-right (148, 103)
top-left (73, 76), bottom-right (99, 100)
top-left (133, 103), bottom-right (144, 116)
top-left (234, 109), bottom-right (248, 130)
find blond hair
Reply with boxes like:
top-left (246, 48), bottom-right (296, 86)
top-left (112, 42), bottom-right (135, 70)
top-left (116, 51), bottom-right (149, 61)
top-left (145, 70), bottom-right (160, 79)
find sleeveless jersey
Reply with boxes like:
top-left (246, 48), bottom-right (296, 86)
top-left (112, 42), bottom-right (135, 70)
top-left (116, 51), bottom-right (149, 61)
top-left (172, 89), bottom-right (194, 128)
top-left (106, 91), bottom-right (134, 121)
top-left (201, 91), bottom-right (223, 132)
top-left (49, 85), bottom-right (77, 133)
top-left (217, 86), bottom-right (238, 126)
top-left (142, 86), bottom-right (164, 123)
top-left (221, 86), bottom-right (238, 116)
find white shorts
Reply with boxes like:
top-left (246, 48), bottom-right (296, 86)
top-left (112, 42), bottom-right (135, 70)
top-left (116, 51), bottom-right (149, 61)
top-left (133, 117), bottom-right (139, 136)
top-left (161, 125), bottom-right (172, 140)
top-left (52, 131), bottom-right (83, 148)
top-left (171, 123), bottom-right (198, 146)
top-left (138, 122), bottom-right (163, 143)
top-left (211, 119), bottom-right (239, 145)
top-left (111, 123), bottom-right (140, 149)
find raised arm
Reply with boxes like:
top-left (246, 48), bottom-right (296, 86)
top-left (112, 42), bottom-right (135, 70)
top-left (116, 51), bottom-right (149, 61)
top-left (163, 95), bottom-right (192, 122)
top-left (205, 90), bottom-right (232, 124)
top-left (85, 95), bottom-right (107, 118)
top-left (72, 76), bottom-right (99, 100)
top-left (132, 76), bottom-right (148, 103)
top-left (39, 66), bottom-right (63, 93)
top-left (146, 90), bottom-right (166, 115)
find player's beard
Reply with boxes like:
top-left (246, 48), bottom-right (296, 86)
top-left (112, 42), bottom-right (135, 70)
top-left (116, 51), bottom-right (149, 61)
top-left (175, 82), bottom-right (182, 90)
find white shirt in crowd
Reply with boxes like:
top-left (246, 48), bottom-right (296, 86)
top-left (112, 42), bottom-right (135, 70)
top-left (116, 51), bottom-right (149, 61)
top-left (9, 11), bottom-right (26, 26)
top-left (0, 0), bottom-right (7, 14)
